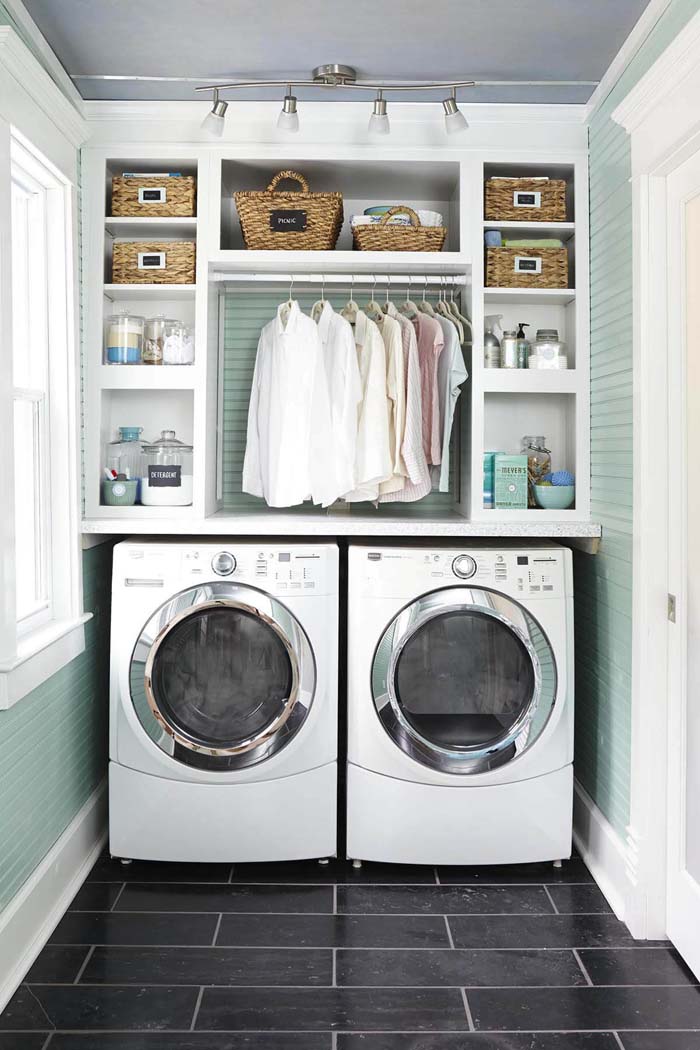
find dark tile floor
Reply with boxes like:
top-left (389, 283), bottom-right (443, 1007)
top-left (1, 851), bottom-right (699, 1049)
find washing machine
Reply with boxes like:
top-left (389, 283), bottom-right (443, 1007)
top-left (347, 542), bottom-right (574, 866)
top-left (109, 540), bottom-right (338, 863)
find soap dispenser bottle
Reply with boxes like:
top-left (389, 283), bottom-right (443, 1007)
top-left (516, 322), bottom-right (530, 369)
top-left (484, 315), bottom-right (502, 369)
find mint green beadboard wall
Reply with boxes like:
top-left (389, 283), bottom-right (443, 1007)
top-left (576, 0), bottom-right (700, 837)
top-left (0, 543), bottom-right (112, 913)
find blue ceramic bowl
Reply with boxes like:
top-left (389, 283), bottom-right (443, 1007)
top-left (364, 205), bottom-right (392, 216)
top-left (534, 484), bottom-right (575, 510)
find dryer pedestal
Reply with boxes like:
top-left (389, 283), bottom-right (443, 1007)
top-left (346, 762), bottom-right (573, 866)
top-left (110, 761), bottom-right (337, 863)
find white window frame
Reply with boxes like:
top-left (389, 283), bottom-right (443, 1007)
top-left (0, 125), bottom-right (89, 709)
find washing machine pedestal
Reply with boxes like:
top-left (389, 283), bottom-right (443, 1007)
top-left (109, 761), bottom-right (337, 863)
top-left (346, 762), bottom-right (573, 866)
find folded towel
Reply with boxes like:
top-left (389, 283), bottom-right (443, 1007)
top-left (351, 209), bottom-right (443, 228)
top-left (501, 238), bottom-right (564, 248)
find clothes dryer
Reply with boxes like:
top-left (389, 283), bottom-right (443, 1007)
top-left (346, 542), bottom-right (574, 866)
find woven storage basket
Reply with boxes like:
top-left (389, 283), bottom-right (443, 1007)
top-left (352, 206), bottom-right (446, 252)
top-left (112, 241), bottom-right (196, 285)
top-left (484, 178), bottom-right (567, 222)
top-left (234, 171), bottom-right (343, 250)
top-left (112, 176), bottom-right (196, 217)
top-left (486, 245), bottom-right (569, 289)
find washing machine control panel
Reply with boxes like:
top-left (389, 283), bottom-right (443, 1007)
top-left (174, 546), bottom-right (330, 593)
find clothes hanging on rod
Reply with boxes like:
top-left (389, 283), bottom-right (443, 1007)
top-left (432, 313), bottom-right (468, 493)
top-left (313, 300), bottom-right (362, 496)
top-left (343, 309), bottom-right (392, 503)
top-left (410, 311), bottom-right (445, 466)
top-left (375, 311), bottom-right (407, 497)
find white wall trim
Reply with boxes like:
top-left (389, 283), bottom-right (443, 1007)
top-left (0, 26), bottom-right (88, 148)
top-left (0, 780), bottom-right (107, 1014)
top-left (0, 0), bottom-right (85, 110)
top-left (573, 780), bottom-right (632, 921)
top-left (584, 0), bottom-right (672, 120)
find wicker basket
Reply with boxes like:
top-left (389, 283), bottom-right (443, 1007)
top-left (112, 241), bottom-right (196, 285)
top-left (111, 176), bottom-right (196, 217)
top-left (484, 178), bottom-right (567, 222)
top-left (486, 245), bottom-right (569, 289)
top-left (352, 206), bottom-right (447, 253)
top-left (234, 171), bottom-right (343, 251)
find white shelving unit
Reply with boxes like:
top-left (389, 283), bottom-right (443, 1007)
top-left (80, 140), bottom-right (595, 538)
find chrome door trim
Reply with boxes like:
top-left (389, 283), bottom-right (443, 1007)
top-left (130, 581), bottom-right (315, 769)
top-left (371, 586), bottom-right (558, 775)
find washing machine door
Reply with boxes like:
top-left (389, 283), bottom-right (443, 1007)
top-left (372, 587), bottom-right (557, 774)
top-left (129, 581), bottom-right (315, 771)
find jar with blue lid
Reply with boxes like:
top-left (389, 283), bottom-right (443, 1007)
top-left (105, 312), bottom-right (144, 365)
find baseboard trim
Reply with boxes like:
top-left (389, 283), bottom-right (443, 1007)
top-left (573, 779), bottom-right (630, 922)
top-left (0, 779), bottom-right (107, 1013)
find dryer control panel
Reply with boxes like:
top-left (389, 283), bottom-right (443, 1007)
top-left (355, 546), bottom-right (571, 599)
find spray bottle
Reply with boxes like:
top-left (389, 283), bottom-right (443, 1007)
top-left (516, 322), bottom-right (530, 369)
top-left (484, 315), bottom-right (503, 369)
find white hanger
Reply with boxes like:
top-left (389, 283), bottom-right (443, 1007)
top-left (310, 273), bottom-right (327, 323)
top-left (381, 275), bottom-right (392, 314)
top-left (399, 276), bottom-right (419, 320)
top-left (365, 275), bottom-right (384, 322)
top-left (447, 280), bottom-right (472, 341)
top-left (418, 276), bottom-right (436, 317)
top-left (436, 277), bottom-right (463, 342)
top-left (341, 274), bottom-right (359, 324)
top-left (280, 274), bottom-right (295, 327)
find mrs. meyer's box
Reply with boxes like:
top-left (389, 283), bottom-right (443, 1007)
top-left (494, 454), bottom-right (529, 510)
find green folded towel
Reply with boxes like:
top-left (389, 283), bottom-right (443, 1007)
top-left (501, 238), bottom-right (564, 248)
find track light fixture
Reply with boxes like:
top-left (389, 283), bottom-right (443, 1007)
top-left (200, 89), bottom-right (228, 136)
top-left (277, 86), bottom-right (300, 132)
top-left (368, 91), bottom-right (390, 136)
top-left (442, 88), bottom-right (468, 135)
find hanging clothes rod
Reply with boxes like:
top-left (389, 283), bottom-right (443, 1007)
top-left (211, 272), bottom-right (469, 286)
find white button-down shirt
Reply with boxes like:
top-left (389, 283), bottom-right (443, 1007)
top-left (242, 301), bottom-right (338, 508)
top-left (376, 312), bottom-right (407, 497)
top-left (315, 302), bottom-right (362, 496)
top-left (433, 314), bottom-right (468, 492)
top-left (343, 309), bottom-right (392, 503)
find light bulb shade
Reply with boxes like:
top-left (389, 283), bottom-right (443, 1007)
top-left (201, 97), bottom-right (227, 136)
top-left (442, 96), bottom-right (468, 135)
top-left (368, 95), bottom-right (389, 135)
top-left (277, 94), bottom-right (299, 132)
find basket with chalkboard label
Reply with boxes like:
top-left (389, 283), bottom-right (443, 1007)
top-left (485, 177), bottom-right (567, 223)
top-left (234, 171), bottom-right (343, 250)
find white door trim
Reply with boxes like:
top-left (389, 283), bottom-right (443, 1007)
top-left (612, 6), bottom-right (700, 939)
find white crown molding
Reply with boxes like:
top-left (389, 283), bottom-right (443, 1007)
top-left (612, 6), bottom-right (700, 132)
top-left (0, 26), bottom-right (88, 147)
top-left (584, 0), bottom-right (673, 121)
top-left (1, 0), bottom-right (84, 109)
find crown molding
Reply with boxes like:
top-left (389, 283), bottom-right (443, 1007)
top-left (584, 0), bottom-right (672, 121)
top-left (0, 26), bottom-right (88, 147)
top-left (612, 6), bottom-right (700, 132)
top-left (0, 0), bottom-right (84, 109)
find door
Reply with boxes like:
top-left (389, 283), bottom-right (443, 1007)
top-left (129, 581), bottom-right (315, 771)
top-left (371, 586), bottom-right (558, 774)
top-left (666, 150), bottom-right (700, 974)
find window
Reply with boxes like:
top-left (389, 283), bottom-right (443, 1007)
top-left (0, 128), bottom-right (87, 708)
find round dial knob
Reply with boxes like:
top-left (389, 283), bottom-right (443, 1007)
top-left (211, 551), bottom-right (236, 577)
top-left (452, 554), bottom-right (477, 580)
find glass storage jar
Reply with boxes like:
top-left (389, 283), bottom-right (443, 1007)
top-left (140, 429), bottom-right (193, 507)
top-left (530, 328), bottom-right (567, 370)
top-left (104, 312), bottom-right (144, 365)
top-left (520, 435), bottom-right (551, 508)
top-left (143, 315), bottom-right (171, 365)
top-left (162, 320), bottom-right (195, 365)
top-left (106, 426), bottom-right (144, 480)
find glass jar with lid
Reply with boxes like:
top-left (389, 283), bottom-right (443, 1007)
top-left (162, 320), bottom-right (195, 365)
top-left (143, 315), bottom-right (171, 366)
top-left (106, 426), bottom-right (144, 480)
top-left (520, 435), bottom-right (551, 508)
top-left (530, 329), bottom-right (567, 370)
top-left (104, 312), bottom-right (144, 365)
top-left (140, 429), bottom-right (193, 506)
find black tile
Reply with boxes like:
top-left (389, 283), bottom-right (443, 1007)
top-left (81, 945), bottom-right (332, 985)
top-left (197, 987), bottom-right (469, 1031)
top-left (0, 984), bottom-right (198, 1030)
top-left (438, 858), bottom-right (593, 885)
top-left (48, 911), bottom-right (218, 946)
top-left (89, 854), bottom-right (232, 883)
top-left (0, 1035), bottom-right (49, 1050)
top-left (337, 1035), bottom-right (621, 1049)
top-left (469, 986), bottom-right (700, 1031)
top-left (50, 1036), bottom-right (331, 1049)
top-left (116, 883), bottom-right (334, 913)
top-left (449, 914), bottom-right (643, 949)
top-left (546, 884), bottom-right (612, 914)
top-left (232, 859), bottom-right (436, 883)
top-left (338, 885), bottom-right (551, 916)
top-left (580, 948), bottom-right (698, 986)
top-left (336, 948), bottom-right (587, 987)
top-left (69, 882), bottom-right (124, 911)
top-left (26, 945), bottom-right (90, 983)
top-left (619, 1035), bottom-right (700, 1049)
top-left (217, 913), bottom-right (450, 948)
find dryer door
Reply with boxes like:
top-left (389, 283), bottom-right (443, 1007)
top-left (129, 581), bottom-right (315, 771)
top-left (371, 587), bottom-right (557, 774)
